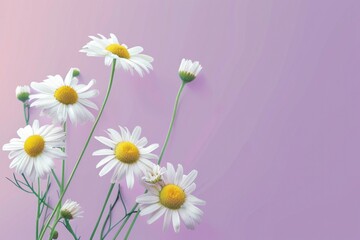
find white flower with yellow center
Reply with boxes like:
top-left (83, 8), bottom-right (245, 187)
top-left (93, 126), bottom-right (159, 188)
top-left (136, 163), bottom-right (206, 233)
top-left (178, 59), bottom-right (202, 83)
top-left (60, 199), bottom-right (83, 220)
top-left (29, 68), bottom-right (99, 124)
top-left (80, 33), bottom-right (153, 77)
top-left (2, 120), bottom-right (66, 180)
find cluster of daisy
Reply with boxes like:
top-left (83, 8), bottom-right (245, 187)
top-left (3, 33), bottom-right (204, 239)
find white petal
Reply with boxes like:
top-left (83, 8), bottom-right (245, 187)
top-left (99, 160), bottom-right (118, 176)
top-left (163, 209), bottom-right (172, 230)
top-left (96, 155), bottom-right (116, 168)
top-left (140, 144), bottom-right (159, 154)
top-left (147, 207), bottom-right (166, 224)
top-left (126, 167), bottom-right (135, 188)
top-left (180, 170), bottom-right (198, 189)
top-left (174, 164), bottom-right (183, 185)
top-left (172, 210), bottom-right (181, 233)
top-left (187, 195), bottom-right (206, 206)
top-left (93, 149), bottom-right (114, 156)
top-left (140, 203), bottom-right (162, 216)
top-left (95, 136), bottom-right (116, 148)
top-left (137, 195), bottom-right (159, 205)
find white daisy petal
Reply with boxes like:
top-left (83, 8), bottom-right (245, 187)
top-left (96, 155), bottom-right (116, 168)
top-left (179, 208), bottom-right (196, 230)
top-left (172, 210), bottom-right (181, 233)
top-left (137, 195), bottom-right (159, 205)
top-left (99, 160), bottom-right (118, 177)
top-left (185, 183), bottom-right (197, 195)
top-left (126, 167), bottom-right (135, 188)
top-left (140, 203), bottom-right (162, 216)
top-left (93, 149), bottom-right (114, 156)
top-left (180, 170), bottom-right (198, 189)
top-left (187, 195), bottom-right (206, 206)
top-left (95, 136), bottom-right (116, 148)
top-left (147, 207), bottom-right (166, 224)
top-left (163, 209), bottom-right (172, 231)
top-left (174, 164), bottom-right (184, 185)
top-left (141, 144), bottom-right (159, 154)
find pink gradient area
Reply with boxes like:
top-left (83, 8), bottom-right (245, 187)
top-left (1, 0), bottom-right (360, 239)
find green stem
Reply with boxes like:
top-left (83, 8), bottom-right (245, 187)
top-left (111, 82), bottom-right (186, 238)
top-left (158, 81), bottom-right (185, 164)
top-left (23, 102), bottom-right (30, 125)
top-left (112, 203), bottom-right (138, 240)
top-left (36, 178), bottom-right (41, 240)
top-left (90, 183), bottom-right (115, 240)
top-left (49, 122), bottom-right (67, 239)
top-left (124, 210), bottom-right (140, 240)
top-left (39, 59), bottom-right (117, 240)
top-left (65, 219), bottom-right (79, 240)
top-left (51, 169), bottom-right (61, 189)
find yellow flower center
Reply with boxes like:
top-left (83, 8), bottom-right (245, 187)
top-left (159, 184), bottom-right (186, 209)
top-left (114, 141), bottom-right (140, 164)
top-left (106, 43), bottom-right (130, 59)
top-left (24, 135), bottom-right (45, 157)
top-left (54, 86), bottom-right (78, 105)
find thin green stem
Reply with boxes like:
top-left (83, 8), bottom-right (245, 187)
top-left (158, 81), bottom-right (186, 164)
top-left (39, 59), bottom-right (117, 240)
top-left (90, 183), bottom-right (115, 240)
top-left (65, 219), bottom-right (79, 240)
top-left (51, 169), bottom-right (61, 189)
top-left (124, 210), bottom-right (140, 240)
top-left (49, 122), bottom-right (67, 239)
top-left (23, 102), bottom-right (30, 125)
top-left (112, 203), bottom-right (138, 240)
top-left (36, 178), bottom-right (41, 240)
top-left (101, 211), bottom-right (137, 239)
top-left (111, 82), bottom-right (186, 238)
top-left (61, 122), bottom-right (67, 194)
top-left (100, 185), bottom-right (122, 238)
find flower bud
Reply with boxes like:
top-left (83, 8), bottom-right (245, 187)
top-left (16, 85), bottom-right (30, 102)
top-left (178, 59), bottom-right (202, 83)
top-left (51, 230), bottom-right (59, 239)
top-left (72, 68), bottom-right (80, 77)
top-left (60, 199), bottom-right (83, 220)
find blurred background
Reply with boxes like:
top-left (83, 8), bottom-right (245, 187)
top-left (1, 0), bottom-right (360, 239)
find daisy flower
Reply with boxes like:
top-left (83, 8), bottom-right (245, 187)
top-left (2, 120), bottom-right (66, 180)
top-left (136, 163), bottom-right (206, 233)
top-left (178, 59), bottom-right (202, 83)
top-left (30, 68), bottom-right (99, 124)
top-left (16, 85), bottom-right (30, 102)
top-left (93, 126), bottom-right (159, 188)
top-left (80, 33), bottom-right (153, 77)
top-left (60, 199), bottom-right (83, 220)
top-left (143, 164), bottom-right (166, 184)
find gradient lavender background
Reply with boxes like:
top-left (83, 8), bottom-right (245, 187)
top-left (1, 0), bottom-right (360, 239)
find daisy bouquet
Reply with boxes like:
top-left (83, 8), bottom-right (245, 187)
top-left (3, 33), bottom-right (205, 240)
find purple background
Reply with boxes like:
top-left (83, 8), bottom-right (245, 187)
top-left (1, 0), bottom-right (360, 239)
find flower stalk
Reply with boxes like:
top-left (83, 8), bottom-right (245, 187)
top-left (90, 183), bottom-right (115, 240)
top-left (113, 81), bottom-right (187, 239)
top-left (38, 59), bottom-right (117, 240)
